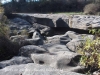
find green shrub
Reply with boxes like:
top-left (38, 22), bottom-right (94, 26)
top-left (0, 5), bottom-right (9, 37)
top-left (0, 7), bottom-right (4, 13)
top-left (20, 29), bottom-right (28, 35)
top-left (0, 5), bottom-right (20, 61)
top-left (83, 3), bottom-right (100, 15)
top-left (0, 36), bottom-right (20, 61)
top-left (78, 29), bottom-right (100, 73)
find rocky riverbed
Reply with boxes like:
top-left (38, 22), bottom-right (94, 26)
top-left (0, 13), bottom-right (100, 75)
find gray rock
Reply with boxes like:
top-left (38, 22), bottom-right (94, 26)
top-left (66, 33), bottom-right (94, 52)
top-left (0, 64), bottom-right (26, 75)
top-left (19, 45), bottom-right (47, 57)
top-left (46, 35), bottom-right (61, 44)
top-left (47, 44), bottom-right (69, 53)
top-left (0, 56), bottom-right (33, 69)
top-left (10, 35), bottom-right (28, 41)
top-left (93, 70), bottom-right (100, 75)
top-left (46, 34), bottom-right (71, 44)
top-left (11, 18), bottom-right (31, 25)
top-left (31, 53), bottom-right (57, 66)
top-left (60, 35), bottom-right (71, 44)
top-left (64, 31), bottom-right (79, 39)
top-left (22, 63), bottom-right (84, 75)
top-left (16, 14), bottom-right (69, 27)
top-left (21, 38), bottom-right (43, 46)
top-left (64, 31), bottom-right (94, 40)
top-left (69, 15), bottom-right (100, 30)
top-left (8, 17), bottom-right (32, 32)
top-left (40, 27), bottom-right (54, 36)
top-left (31, 23), bottom-right (54, 37)
top-left (66, 39), bottom-right (85, 52)
top-left (31, 50), bottom-right (81, 70)
top-left (32, 31), bottom-right (42, 39)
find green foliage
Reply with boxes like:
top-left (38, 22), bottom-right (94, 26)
top-left (78, 29), bottom-right (100, 73)
top-left (89, 29), bottom-right (100, 37)
top-left (0, 5), bottom-right (9, 37)
top-left (0, 7), bottom-right (4, 13)
top-left (79, 38), bottom-right (100, 68)
top-left (20, 29), bottom-right (28, 35)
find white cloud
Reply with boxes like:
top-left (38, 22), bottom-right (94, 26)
top-left (1, 0), bottom-right (11, 3)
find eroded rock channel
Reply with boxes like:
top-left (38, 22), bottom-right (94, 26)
top-left (0, 13), bottom-right (100, 75)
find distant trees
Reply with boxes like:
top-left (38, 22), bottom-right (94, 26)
top-left (3, 0), bottom-right (99, 13)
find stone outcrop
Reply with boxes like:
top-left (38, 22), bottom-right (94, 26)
top-left (1, 13), bottom-right (99, 75)
top-left (10, 14), bottom-right (100, 30)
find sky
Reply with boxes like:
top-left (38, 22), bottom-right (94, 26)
top-left (1, 0), bottom-right (11, 3)
top-left (1, 0), bottom-right (39, 4)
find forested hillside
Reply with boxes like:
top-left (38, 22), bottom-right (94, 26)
top-left (3, 0), bottom-right (100, 13)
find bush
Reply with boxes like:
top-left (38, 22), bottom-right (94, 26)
top-left (0, 5), bottom-right (20, 61)
top-left (0, 36), bottom-right (20, 61)
top-left (0, 4), bottom-right (9, 37)
top-left (77, 29), bottom-right (100, 73)
top-left (83, 3), bottom-right (100, 15)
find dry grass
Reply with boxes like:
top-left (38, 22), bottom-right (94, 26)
top-left (84, 3), bottom-right (100, 15)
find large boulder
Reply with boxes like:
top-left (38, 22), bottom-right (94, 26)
top-left (32, 23), bottom-right (54, 36)
top-left (64, 31), bottom-right (80, 39)
top-left (69, 15), bottom-right (100, 30)
top-left (46, 35), bottom-right (61, 44)
top-left (66, 33), bottom-right (94, 52)
top-left (8, 18), bottom-right (32, 31)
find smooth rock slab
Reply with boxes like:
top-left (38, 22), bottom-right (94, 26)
top-left (70, 15), bottom-right (100, 30)
top-left (22, 63), bottom-right (85, 75)
top-left (19, 45), bottom-right (48, 57)
top-left (31, 50), bottom-right (81, 70)
top-left (13, 14), bottom-right (100, 30)
top-left (0, 64), bottom-right (26, 75)
top-left (46, 44), bottom-right (69, 53)
top-left (0, 56), bottom-right (33, 69)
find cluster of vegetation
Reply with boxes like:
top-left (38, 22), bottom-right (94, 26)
top-left (78, 29), bottom-right (100, 74)
top-left (0, 3), bottom-right (9, 37)
top-left (0, 3), bottom-right (20, 61)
